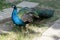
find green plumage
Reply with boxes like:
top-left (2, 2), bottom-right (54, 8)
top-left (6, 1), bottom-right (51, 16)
top-left (17, 7), bottom-right (34, 23)
top-left (17, 7), bottom-right (30, 19)
top-left (17, 7), bottom-right (54, 23)
top-left (32, 8), bottom-right (54, 18)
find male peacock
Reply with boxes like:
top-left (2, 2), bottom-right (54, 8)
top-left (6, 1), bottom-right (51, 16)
top-left (11, 5), bottom-right (34, 31)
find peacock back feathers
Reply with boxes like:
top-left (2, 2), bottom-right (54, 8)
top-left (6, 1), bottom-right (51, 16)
top-left (17, 7), bottom-right (31, 19)
top-left (17, 7), bottom-right (35, 23)
top-left (32, 7), bottom-right (54, 18)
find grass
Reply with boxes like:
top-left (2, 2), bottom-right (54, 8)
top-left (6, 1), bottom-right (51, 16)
top-left (0, 21), bottom-right (49, 40)
top-left (0, 0), bottom-right (21, 11)
top-left (0, 1), bottom-right (11, 11)
top-left (0, 15), bottom-right (59, 40)
top-left (0, 0), bottom-right (60, 40)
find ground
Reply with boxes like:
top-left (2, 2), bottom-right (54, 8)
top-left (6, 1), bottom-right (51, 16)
top-left (0, 16), bottom-right (58, 40)
top-left (37, 19), bottom-right (60, 40)
top-left (0, 0), bottom-right (60, 40)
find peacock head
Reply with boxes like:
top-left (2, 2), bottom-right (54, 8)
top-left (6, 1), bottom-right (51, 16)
top-left (12, 5), bottom-right (17, 9)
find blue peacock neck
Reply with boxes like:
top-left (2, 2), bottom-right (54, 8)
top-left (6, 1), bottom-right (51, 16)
top-left (12, 6), bottom-right (17, 16)
top-left (12, 6), bottom-right (25, 25)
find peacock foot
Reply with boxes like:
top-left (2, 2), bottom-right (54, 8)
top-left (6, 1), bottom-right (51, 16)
top-left (22, 24), bottom-right (29, 33)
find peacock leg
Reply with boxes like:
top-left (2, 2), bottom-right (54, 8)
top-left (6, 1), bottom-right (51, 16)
top-left (23, 24), bottom-right (29, 33)
top-left (26, 24), bottom-right (29, 31)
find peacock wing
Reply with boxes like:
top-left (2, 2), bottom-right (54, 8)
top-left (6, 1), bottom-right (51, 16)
top-left (17, 7), bottom-right (30, 20)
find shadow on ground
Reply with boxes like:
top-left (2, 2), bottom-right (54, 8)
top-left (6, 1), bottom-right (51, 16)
top-left (0, 16), bottom-right (57, 37)
top-left (0, 20), bottom-right (42, 36)
top-left (52, 35), bottom-right (60, 40)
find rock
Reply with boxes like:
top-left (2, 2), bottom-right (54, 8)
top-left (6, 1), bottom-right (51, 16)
top-left (5, 0), bottom-right (18, 3)
top-left (17, 1), bottom-right (39, 8)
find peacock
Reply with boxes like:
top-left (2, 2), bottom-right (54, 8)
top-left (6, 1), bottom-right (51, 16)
top-left (11, 5), bottom-right (36, 31)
